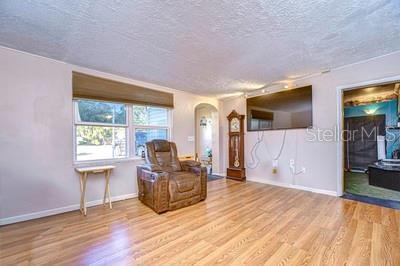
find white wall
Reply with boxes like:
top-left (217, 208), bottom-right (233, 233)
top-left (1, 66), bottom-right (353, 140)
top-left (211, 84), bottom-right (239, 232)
top-left (222, 51), bottom-right (400, 195)
top-left (0, 47), bottom-right (221, 224)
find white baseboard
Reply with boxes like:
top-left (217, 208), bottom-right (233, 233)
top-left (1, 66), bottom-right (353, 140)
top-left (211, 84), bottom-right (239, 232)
top-left (0, 193), bottom-right (137, 226)
top-left (247, 177), bottom-right (338, 197)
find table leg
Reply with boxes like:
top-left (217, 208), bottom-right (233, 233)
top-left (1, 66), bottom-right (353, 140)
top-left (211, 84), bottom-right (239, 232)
top-left (103, 171), bottom-right (108, 207)
top-left (81, 172), bottom-right (88, 216)
top-left (79, 173), bottom-right (83, 213)
top-left (104, 169), bottom-right (112, 209)
top-left (108, 170), bottom-right (112, 209)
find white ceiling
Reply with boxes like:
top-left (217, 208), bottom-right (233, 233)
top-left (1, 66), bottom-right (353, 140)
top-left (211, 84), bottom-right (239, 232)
top-left (1, 1), bottom-right (400, 97)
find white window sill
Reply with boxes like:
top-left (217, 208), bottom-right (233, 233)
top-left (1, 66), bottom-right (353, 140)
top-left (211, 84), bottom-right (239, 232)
top-left (73, 157), bottom-right (144, 167)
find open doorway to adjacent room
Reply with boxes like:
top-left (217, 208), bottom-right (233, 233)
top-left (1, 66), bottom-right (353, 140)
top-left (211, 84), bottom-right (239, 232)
top-left (341, 81), bottom-right (400, 208)
top-left (194, 103), bottom-right (222, 180)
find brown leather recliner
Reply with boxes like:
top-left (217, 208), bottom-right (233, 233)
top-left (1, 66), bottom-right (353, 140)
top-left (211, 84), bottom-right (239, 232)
top-left (137, 139), bottom-right (207, 213)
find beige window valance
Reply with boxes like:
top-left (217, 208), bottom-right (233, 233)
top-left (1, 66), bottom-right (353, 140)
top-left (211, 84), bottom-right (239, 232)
top-left (72, 72), bottom-right (174, 108)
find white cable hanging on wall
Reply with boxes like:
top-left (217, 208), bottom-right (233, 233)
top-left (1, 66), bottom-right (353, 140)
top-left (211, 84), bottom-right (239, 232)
top-left (247, 130), bottom-right (287, 171)
top-left (247, 131), bottom-right (264, 169)
top-left (289, 131), bottom-right (306, 182)
top-left (247, 129), bottom-right (305, 181)
top-left (267, 130), bottom-right (286, 173)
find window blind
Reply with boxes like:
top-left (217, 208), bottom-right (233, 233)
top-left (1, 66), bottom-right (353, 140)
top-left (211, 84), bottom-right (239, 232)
top-left (72, 72), bottom-right (174, 108)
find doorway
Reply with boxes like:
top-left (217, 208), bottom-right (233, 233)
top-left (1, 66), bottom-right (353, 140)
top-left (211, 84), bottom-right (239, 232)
top-left (339, 81), bottom-right (400, 208)
top-left (195, 103), bottom-right (219, 176)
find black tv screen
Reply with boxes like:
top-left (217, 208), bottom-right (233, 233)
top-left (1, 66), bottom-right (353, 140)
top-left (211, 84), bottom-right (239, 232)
top-left (246, 85), bottom-right (313, 131)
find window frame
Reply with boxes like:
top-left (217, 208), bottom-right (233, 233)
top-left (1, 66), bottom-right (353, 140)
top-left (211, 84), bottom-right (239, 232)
top-left (131, 104), bottom-right (172, 158)
top-left (73, 100), bottom-right (172, 164)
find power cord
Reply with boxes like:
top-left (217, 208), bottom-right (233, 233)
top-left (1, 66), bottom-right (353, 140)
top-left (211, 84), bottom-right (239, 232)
top-left (265, 130), bottom-right (286, 160)
top-left (246, 130), bottom-right (287, 169)
top-left (289, 131), bottom-right (306, 183)
top-left (246, 129), bottom-right (305, 182)
top-left (247, 131), bottom-right (264, 169)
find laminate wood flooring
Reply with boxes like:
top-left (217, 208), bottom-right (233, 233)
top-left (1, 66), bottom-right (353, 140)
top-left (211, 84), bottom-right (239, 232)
top-left (1, 179), bottom-right (399, 265)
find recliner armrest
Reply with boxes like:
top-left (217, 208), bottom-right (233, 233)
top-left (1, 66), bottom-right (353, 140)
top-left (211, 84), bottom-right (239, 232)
top-left (180, 160), bottom-right (201, 167)
top-left (139, 164), bottom-right (162, 172)
top-left (137, 168), bottom-right (168, 182)
top-left (180, 160), bottom-right (201, 171)
top-left (137, 165), bottom-right (168, 183)
top-left (136, 166), bottom-right (170, 213)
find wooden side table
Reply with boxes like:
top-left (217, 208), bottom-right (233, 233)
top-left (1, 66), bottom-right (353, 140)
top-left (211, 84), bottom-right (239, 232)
top-left (75, 165), bottom-right (115, 216)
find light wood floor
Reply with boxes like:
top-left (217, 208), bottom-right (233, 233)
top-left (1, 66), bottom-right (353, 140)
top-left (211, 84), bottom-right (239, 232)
top-left (1, 179), bottom-right (400, 265)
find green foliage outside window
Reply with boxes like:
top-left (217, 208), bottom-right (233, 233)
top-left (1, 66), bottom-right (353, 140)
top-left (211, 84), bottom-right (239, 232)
top-left (74, 100), bottom-right (169, 160)
top-left (76, 100), bottom-right (126, 146)
top-left (76, 126), bottom-right (112, 145)
top-left (133, 105), bottom-right (168, 126)
top-left (77, 100), bottom-right (126, 124)
top-left (132, 106), bottom-right (148, 125)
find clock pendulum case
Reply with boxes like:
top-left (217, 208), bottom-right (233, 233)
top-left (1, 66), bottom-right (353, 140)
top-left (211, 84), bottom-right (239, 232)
top-left (227, 110), bottom-right (246, 181)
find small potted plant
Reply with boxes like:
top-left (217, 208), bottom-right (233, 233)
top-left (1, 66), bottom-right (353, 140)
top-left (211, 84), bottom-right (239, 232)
top-left (206, 148), bottom-right (212, 174)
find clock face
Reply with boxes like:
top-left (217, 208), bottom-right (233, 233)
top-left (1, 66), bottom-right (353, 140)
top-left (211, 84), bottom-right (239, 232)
top-left (230, 117), bottom-right (240, 132)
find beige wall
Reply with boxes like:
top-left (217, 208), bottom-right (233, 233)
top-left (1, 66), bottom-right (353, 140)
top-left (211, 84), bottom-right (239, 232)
top-left (222, 51), bottom-right (400, 195)
top-left (2, 44), bottom-right (399, 224)
top-left (0, 47), bottom-right (221, 224)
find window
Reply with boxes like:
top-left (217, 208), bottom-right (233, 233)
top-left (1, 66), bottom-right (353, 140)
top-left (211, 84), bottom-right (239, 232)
top-left (132, 106), bottom-right (170, 157)
top-left (74, 100), bottom-right (128, 161)
top-left (74, 100), bottom-right (171, 162)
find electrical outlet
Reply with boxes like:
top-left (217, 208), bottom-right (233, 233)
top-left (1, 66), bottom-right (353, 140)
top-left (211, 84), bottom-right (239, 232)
top-left (289, 159), bottom-right (295, 166)
top-left (272, 160), bottom-right (278, 174)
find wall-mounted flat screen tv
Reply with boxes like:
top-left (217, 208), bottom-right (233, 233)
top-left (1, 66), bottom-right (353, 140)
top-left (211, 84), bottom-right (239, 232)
top-left (246, 85), bottom-right (313, 131)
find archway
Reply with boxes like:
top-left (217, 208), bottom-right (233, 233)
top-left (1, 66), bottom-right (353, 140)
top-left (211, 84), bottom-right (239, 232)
top-left (195, 103), bottom-right (220, 174)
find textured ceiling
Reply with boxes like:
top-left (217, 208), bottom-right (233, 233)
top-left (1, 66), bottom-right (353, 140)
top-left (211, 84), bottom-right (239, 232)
top-left (1, 1), bottom-right (400, 97)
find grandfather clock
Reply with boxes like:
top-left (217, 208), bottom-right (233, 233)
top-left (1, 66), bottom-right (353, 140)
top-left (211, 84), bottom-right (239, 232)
top-left (227, 110), bottom-right (246, 181)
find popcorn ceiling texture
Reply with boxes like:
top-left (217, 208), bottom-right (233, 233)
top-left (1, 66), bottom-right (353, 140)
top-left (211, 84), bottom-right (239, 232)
top-left (0, 0), bottom-right (399, 95)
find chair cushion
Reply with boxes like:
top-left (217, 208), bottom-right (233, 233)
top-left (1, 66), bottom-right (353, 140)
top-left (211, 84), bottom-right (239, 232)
top-left (155, 152), bottom-right (172, 167)
top-left (153, 140), bottom-right (171, 152)
top-left (146, 140), bottom-right (182, 171)
top-left (169, 171), bottom-right (200, 202)
top-left (172, 172), bottom-right (196, 192)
